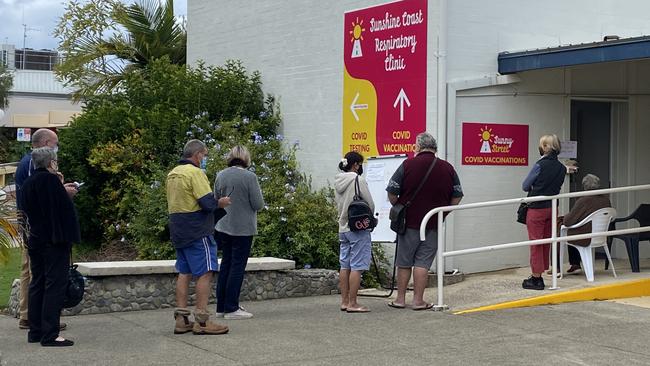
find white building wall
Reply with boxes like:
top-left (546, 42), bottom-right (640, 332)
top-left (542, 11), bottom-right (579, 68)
top-left (188, 0), bottom-right (441, 187)
top-left (188, 0), bottom-right (650, 272)
top-left (452, 91), bottom-right (566, 271)
top-left (446, 0), bottom-right (650, 81)
top-left (449, 60), bottom-right (650, 271)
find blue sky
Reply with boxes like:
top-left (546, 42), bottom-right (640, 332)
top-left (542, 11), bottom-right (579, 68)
top-left (0, 0), bottom-right (187, 50)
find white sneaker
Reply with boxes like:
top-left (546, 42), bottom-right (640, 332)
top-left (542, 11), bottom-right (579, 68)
top-left (215, 312), bottom-right (224, 318)
top-left (224, 307), bottom-right (253, 319)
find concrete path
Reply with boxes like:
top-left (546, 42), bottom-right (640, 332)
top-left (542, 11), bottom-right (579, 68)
top-left (2, 258), bottom-right (650, 365)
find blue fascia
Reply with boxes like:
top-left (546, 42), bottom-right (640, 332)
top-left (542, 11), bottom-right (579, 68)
top-left (498, 37), bottom-right (650, 74)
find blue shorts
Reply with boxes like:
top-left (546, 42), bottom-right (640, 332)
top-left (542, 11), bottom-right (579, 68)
top-left (175, 236), bottom-right (218, 277)
top-left (339, 231), bottom-right (372, 271)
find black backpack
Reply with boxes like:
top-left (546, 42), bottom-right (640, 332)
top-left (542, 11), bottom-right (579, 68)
top-left (348, 176), bottom-right (377, 231)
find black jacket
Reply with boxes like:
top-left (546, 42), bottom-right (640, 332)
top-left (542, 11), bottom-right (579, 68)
top-left (19, 168), bottom-right (81, 248)
top-left (526, 153), bottom-right (566, 209)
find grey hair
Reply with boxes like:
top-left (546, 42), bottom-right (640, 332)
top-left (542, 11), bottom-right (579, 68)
top-left (31, 128), bottom-right (56, 148)
top-left (182, 139), bottom-right (207, 158)
top-left (31, 147), bottom-right (57, 169)
top-left (582, 174), bottom-right (600, 190)
top-left (416, 132), bottom-right (437, 151)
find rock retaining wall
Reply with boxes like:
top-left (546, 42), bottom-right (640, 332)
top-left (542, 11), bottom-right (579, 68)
top-left (7, 269), bottom-right (339, 317)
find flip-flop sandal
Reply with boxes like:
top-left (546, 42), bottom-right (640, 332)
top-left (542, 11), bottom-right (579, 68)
top-left (412, 303), bottom-right (434, 311)
top-left (346, 306), bottom-right (370, 313)
top-left (387, 301), bottom-right (406, 309)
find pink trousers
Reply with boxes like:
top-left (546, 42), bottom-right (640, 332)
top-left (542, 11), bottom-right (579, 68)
top-left (526, 207), bottom-right (552, 274)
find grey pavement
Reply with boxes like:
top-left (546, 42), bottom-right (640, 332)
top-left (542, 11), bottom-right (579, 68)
top-left (2, 258), bottom-right (650, 365)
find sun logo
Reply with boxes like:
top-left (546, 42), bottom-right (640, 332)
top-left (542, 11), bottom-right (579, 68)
top-left (350, 17), bottom-right (365, 58)
top-left (479, 126), bottom-right (493, 153)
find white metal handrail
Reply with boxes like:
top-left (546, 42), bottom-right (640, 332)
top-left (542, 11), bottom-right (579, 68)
top-left (419, 184), bottom-right (650, 311)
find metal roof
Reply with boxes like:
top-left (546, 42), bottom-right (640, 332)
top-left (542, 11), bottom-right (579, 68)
top-left (10, 70), bottom-right (75, 96)
top-left (498, 35), bottom-right (650, 74)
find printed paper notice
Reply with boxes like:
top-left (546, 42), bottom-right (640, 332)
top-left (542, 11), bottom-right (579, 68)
top-left (366, 163), bottom-right (385, 182)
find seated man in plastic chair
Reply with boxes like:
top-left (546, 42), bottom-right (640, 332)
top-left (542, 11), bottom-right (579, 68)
top-left (558, 174), bottom-right (611, 274)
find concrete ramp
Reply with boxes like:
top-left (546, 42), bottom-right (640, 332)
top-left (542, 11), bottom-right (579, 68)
top-left (455, 278), bottom-right (650, 314)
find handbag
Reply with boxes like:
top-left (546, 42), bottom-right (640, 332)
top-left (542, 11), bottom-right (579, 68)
top-left (348, 176), bottom-right (377, 231)
top-left (63, 264), bottom-right (85, 308)
top-left (389, 157), bottom-right (437, 235)
top-left (516, 203), bottom-right (528, 225)
top-left (389, 203), bottom-right (407, 234)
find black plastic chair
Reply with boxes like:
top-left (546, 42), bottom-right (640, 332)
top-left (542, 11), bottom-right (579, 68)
top-left (606, 204), bottom-right (650, 272)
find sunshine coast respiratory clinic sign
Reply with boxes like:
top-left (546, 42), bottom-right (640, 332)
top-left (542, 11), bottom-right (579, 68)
top-left (461, 122), bottom-right (529, 166)
top-left (342, 0), bottom-right (428, 156)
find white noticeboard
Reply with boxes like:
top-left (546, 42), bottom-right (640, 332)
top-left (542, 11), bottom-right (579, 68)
top-left (364, 154), bottom-right (407, 242)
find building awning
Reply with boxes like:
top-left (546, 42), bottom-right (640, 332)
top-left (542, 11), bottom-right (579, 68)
top-left (498, 36), bottom-right (650, 74)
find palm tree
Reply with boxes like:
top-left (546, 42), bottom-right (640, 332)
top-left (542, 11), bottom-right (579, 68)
top-left (56, 0), bottom-right (186, 98)
top-left (0, 197), bottom-right (20, 264)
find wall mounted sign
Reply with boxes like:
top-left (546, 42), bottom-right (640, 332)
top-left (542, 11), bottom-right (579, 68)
top-left (462, 122), bottom-right (529, 166)
top-left (343, 0), bottom-right (428, 156)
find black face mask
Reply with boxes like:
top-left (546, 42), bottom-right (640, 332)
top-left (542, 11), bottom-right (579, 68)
top-left (539, 147), bottom-right (545, 156)
top-left (357, 166), bottom-right (363, 175)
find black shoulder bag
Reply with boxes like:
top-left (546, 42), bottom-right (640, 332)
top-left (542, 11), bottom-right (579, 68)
top-left (389, 158), bottom-right (437, 234)
top-left (348, 176), bottom-right (377, 231)
top-left (64, 257), bottom-right (85, 308)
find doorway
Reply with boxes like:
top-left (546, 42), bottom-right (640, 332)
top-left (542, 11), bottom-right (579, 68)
top-left (570, 100), bottom-right (611, 195)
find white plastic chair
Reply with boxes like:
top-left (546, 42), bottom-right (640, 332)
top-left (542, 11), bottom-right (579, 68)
top-left (559, 207), bottom-right (617, 282)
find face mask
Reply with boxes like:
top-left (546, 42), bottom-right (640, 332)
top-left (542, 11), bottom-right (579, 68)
top-left (200, 156), bottom-right (208, 170)
top-left (539, 147), bottom-right (544, 156)
top-left (357, 166), bottom-right (363, 176)
top-left (53, 146), bottom-right (59, 154)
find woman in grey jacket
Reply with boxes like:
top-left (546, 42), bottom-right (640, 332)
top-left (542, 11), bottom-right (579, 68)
top-left (214, 145), bottom-right (265, 319)
top-left (334, 151), bottom-right (375, 313)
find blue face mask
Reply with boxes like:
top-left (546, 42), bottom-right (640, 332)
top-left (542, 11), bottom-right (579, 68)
top-left (200, 156), bottom-right (208, 170)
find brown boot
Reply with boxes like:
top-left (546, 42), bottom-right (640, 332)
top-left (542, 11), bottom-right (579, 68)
top-left (19, 319), bottom-right (30, 330)
top-left (192, 310), bottom-right (229, 335)
top-left (173, 308), bottom-right (194, 334)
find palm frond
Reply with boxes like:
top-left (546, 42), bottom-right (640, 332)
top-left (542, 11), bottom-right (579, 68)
top-left (0, 202), bottom-right (20, 264)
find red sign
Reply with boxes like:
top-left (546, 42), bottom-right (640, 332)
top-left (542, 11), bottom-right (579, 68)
top-left (462, 123), bottom-right (529, 166)
top-left (343, 0), bottom-right (427, 156)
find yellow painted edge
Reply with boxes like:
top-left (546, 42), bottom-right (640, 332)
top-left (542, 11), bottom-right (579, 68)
top-left (454, 278), bottom-right (650, 315)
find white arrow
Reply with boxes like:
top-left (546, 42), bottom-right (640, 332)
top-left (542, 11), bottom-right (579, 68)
top-left (393, 88), bottom-right (411, 122)
top-left (350, 92), bottom-right (368, 122)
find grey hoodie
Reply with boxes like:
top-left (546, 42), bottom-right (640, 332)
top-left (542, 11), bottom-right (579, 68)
top-left (334, 172), bottom-right (375, 233)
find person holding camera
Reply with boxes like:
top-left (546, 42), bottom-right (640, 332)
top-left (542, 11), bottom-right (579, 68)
top-left (335, 151), bottom-right (375, 313)
top-left (15, 128), bottom-right (78, 332)
top-left (19, 147), bottom-right (80, 346)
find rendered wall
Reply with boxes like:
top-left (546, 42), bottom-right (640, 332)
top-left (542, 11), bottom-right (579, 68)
top-left (188, 0), bottom-right (441, 187)
top-left (187, 0), bottom-right (650, 272)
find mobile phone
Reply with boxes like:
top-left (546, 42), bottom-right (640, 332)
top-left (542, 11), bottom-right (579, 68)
top-left (74, 182), bottom-right (85, 189)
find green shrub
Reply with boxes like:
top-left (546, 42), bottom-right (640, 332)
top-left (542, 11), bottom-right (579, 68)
top-left (60, 58), bottom-right (340, 270)
top-left (127, 169), bottom-right (175, 260)
top-left (0, 128), bottom-right (29, 164)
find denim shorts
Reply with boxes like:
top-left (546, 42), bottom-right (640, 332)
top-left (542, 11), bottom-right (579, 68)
top-left (339, 230), bottom-right (372, 271)
top-left (175, 235), bottom-right (218, 277)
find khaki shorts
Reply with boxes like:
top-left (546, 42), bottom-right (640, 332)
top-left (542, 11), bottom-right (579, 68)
top-left (395, 228), bottom-right (438, 269)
